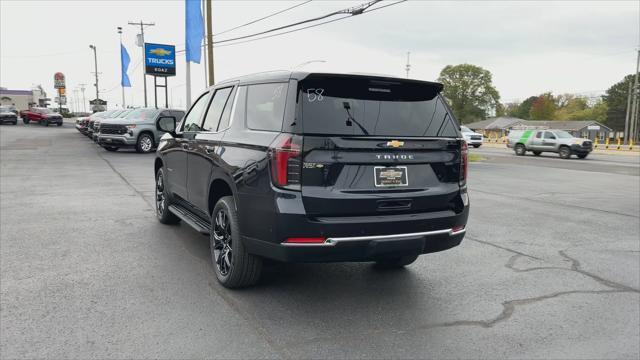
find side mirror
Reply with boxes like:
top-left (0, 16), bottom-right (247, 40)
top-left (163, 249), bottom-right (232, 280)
top-left (157, 116), bottom-right (177, 134)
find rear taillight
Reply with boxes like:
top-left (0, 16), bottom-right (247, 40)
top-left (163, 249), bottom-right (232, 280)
top-left (459, 141), bottom-right (468, 186)
top-left (269, 133), bottom-right (303, 190)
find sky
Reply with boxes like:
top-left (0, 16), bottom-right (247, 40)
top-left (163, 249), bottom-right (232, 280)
top-left (0, 0), bottom-right (638, 111)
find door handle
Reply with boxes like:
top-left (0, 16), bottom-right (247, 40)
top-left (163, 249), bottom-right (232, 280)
top-left (181, 143), bottom-right (189, 150)
top-left (204, 145), bottom-right (215, 154)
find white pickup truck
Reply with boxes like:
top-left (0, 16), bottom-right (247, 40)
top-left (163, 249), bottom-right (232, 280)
top-left (507, 129), bottom-right (593, 159)
top-left (460, 126), bottom-right (483, 148)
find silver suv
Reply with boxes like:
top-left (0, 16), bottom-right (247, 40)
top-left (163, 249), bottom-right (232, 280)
top-left (507, 129), bottom-right (592, 159)
top-left (97, 108), bottom-right (184, 153)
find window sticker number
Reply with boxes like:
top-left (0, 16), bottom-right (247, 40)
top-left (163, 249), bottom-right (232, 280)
top-left (306, 88), bottom-right (324, 102)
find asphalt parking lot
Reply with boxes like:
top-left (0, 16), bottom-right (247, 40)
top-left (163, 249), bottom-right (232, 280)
top-left (1, 122), bottom-right (639, 359)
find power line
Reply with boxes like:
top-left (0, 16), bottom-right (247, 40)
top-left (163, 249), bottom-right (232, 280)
top-left (212, 0), bottom-right (381, 45)
top-left (176, 0), bottom-right (405, 53)
top-left (214, 0), bottom-right (313, 37)
top-left (213, 0), bottom-right (406, 48)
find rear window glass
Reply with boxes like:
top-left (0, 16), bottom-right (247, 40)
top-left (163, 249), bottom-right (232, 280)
top-left (125, 108), bottom-right (160, 120)
top-left (298, 76), bottom-right (458, 137)
top-left (246, 83), bottom-right (287, 132)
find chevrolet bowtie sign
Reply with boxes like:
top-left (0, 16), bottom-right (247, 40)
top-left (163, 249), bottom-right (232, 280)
top-left (144, 43), bottom-right (176, 77)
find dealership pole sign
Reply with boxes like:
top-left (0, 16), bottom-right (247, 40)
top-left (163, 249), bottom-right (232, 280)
top-left (54, 72), bottom-right (66, 89)
top-left (144, 43), bottom-right (176, 77)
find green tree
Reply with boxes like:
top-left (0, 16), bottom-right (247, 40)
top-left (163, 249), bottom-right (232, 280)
top-left (512, 96), bottom-right (537, 119)
top-left (438, 64), bottom-right (500, 123)
top-left (603, 74), bottom-right (634, 130)
top-left (504, 102), bottom-right (520, 117)
top-left (529, 93), bottom-right (557, 119)
top-left (554, 96), bottom-right (589, 120)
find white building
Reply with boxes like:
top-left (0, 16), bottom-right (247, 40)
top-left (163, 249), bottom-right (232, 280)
top-left (0, 86), bottom-right (50, 111)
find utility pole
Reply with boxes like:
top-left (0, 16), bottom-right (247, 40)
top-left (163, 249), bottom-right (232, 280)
top-left (118, 26), bottom-right (126, 108)
top-left (205, 0), bottom-right (215, 86)
top-left (405, 52), bottom-right (411, 78)
top-left (128, 20), bottom-right (155, 107)
top-left (631, 48), bottom-right (640, 142)
top-left (73, 88), bottom-right (80, 113)
top-left (79, 84), bottom-right (87, 112)
top-left (89, 45), bottom-right (100, 110)
top-left (624, 81), bottom-right (632, 144)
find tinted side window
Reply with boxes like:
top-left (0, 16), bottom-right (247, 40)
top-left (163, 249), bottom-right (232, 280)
top-left (535, 131), bottom-right (542, 139)
top-left (202, 87), bottom-right (233, 132)
top-left (217, 88), bottom-right (237, 131)
top-left (246, 83), bottom-right (287, 132)
top-left (182, 92), bottom-right (210, 132)
top-left (544, 131), bottom-right (556, 139)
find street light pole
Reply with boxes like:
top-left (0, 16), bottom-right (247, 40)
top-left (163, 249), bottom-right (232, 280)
top-left (89, 45), bottom-right (99, 110)
top-left (79, 84), bottom-right (86, 113)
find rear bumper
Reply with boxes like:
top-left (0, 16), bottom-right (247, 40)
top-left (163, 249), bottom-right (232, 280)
top-left (243, 227), bottom-right (466, 263)
top-left (241, 190), bottom-right (469, 263)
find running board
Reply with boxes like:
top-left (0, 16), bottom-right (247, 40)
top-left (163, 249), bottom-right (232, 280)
top-left (168, 204), bottom-right (210, 235)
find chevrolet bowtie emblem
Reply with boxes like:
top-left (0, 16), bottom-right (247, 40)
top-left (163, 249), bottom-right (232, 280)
top-left (149, 48), bottom-right (172, 56)
top-left (386, 140), bottom-right (404, 148)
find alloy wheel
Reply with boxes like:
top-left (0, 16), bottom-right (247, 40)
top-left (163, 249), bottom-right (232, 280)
top-left (141, 136), bottom-right (153, 152)
top-left (156, 172), bottom-right (165, 216)
top-left (212, 209), bottom-right (233, 276)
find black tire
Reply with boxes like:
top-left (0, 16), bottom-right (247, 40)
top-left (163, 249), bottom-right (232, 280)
top-left (532, 151), bottom-right (542, 156)
top-left (155, 168), bottom-right (180, 224)
top-left (374, 254), bottom-right (419, 269)
top-left (515, 144), bottom-right (526, 156)
top-left (57, 122), bottom-right (63, 127)
top-left (22, 118), bottom-right (29, 124)
top-left (559, 146), bottom-right (571, 159)
top-left (104, 146), bottom-right (118, 152)
top-left (12, 121), bottom-right (17, 125)
top-left (577, 153), bottom-right (588, 159)
top-left (210, 196), bottom-right (262, 288)
top-left (472, 144), bottom-right (481, 148)
top-left (136, 133), bottom-right (154, 153)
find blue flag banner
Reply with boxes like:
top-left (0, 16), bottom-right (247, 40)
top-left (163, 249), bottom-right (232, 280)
top-left (120, 44), bottom-right (131, 87)
top-left (185, 0), bottom-right (204, 63)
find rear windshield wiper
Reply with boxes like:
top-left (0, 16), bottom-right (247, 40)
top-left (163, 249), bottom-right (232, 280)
top-left (343, 102), bottom-right (369, 135)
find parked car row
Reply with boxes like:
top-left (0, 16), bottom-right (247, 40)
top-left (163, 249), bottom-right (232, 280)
top-left (75, 107), bottom-right (185, 153)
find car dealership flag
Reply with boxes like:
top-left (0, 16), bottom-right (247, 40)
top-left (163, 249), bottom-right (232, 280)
top-left (120, 43), bottom-right (131, 87)
top-left (185, 0), bottom-right (204, 63)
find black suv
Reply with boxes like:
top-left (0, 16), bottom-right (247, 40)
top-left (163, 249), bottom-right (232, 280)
top-left (155, 71), bottom-right (469, 288)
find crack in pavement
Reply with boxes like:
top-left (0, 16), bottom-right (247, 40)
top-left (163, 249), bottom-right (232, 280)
top-left (473, 189), bottom-right (639, 219)
top-left (283, 289), bottom-right (632, 350)
top-left (282, 239), bottom-right (639, 350)
top-left (506, 251), bottom-right (640, 293)
top-left (95, 148), bottom-right (155, 210)
top-left (466, 235), bottom-right (542, 260)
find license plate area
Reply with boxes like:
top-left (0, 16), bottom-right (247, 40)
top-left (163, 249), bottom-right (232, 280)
top-left (374, 166), bottom-right (408, 187)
